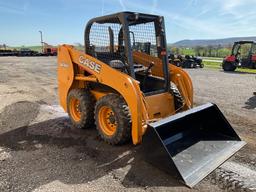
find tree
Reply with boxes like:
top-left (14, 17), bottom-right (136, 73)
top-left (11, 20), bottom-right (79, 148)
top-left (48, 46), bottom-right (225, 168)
top-left (216, 44), bottom-right (222, 57)
top-left (194, 46), bottom-right (203, 56)
top-left (170, 47), bottom-right (180, 55)
top-left (207, 45), bottom-right (214, 57)
top-left (73, 43), bottom-right (84, 51)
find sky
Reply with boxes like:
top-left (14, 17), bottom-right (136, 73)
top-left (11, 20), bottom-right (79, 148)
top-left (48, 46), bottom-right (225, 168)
top-left (0, 0), bottom-right (256, 46)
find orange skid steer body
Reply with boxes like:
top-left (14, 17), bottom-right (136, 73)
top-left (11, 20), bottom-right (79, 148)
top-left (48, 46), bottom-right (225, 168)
top-left (57, 12), bottom-right (245, 187)
top-left (58, 45), bottom-right (193, 144)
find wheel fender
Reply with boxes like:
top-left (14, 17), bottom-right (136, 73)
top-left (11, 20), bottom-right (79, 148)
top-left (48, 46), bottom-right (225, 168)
top-left (57, 45), bottom-right (75, 111)
top-left (99, 77), bottom-right (145, 145)
top-left (169, 64), bottom-right (193, 109)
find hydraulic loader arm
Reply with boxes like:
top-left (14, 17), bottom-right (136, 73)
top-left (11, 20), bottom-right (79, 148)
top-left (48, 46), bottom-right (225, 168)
top-left (133, 51), bottom-right (193, 109)
top-left (57, 45), bottom-right (147, 144)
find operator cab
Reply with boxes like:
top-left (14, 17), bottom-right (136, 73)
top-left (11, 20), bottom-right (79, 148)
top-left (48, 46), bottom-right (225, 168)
top-left (84, 12), bottom-right (170, 95)
top-left (232, 41), bottom-right (256, 68)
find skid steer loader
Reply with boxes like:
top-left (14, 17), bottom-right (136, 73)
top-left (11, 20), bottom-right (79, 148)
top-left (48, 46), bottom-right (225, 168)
top-left (57, 12), bottom-right (245, 187)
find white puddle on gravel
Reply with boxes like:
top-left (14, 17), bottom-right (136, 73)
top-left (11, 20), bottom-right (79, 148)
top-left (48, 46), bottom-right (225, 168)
top-left (40, 104), bottom-right (67, 117)
top-left (31, 104), bottom-right (68, 125)
top-left (0, 147), bottom-right (12, 161)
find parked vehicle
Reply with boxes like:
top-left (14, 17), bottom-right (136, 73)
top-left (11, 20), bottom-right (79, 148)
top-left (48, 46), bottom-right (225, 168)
top-left (169, 54), bottom-right (204, 68)
top-left (42, 43), bottom-right (57, 56)
top-left (16, 48), bottom-right (39, 56)
top-left (57, 12), bottom-right (244, 187)
top-left (222, 41), bottom-right (256, 71)
top-left (168, 53), bottom-right (182, 67)
top-left (0, 49), bottom-right (17, 56)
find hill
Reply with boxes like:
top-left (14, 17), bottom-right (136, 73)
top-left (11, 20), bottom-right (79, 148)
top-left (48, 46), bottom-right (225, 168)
top-left (172, 36), bottom-right (256, 47)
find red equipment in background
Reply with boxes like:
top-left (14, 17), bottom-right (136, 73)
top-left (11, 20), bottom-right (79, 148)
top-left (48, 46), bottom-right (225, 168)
top-left (42, 42), bottom-right (57, 56)
top-left (222, 41), bottom-right (256, 71)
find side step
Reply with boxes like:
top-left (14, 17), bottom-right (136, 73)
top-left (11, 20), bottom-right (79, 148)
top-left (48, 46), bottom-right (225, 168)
top-left (141, 103), bottom-right (246, 188)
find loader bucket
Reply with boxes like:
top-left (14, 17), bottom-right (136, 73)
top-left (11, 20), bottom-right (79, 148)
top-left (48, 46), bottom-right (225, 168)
top-left (141, 103), bottom-right (246, 188)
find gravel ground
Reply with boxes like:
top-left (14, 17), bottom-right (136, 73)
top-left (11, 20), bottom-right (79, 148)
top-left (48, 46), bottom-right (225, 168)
top-left (0, 57), bottom-right (255, 192)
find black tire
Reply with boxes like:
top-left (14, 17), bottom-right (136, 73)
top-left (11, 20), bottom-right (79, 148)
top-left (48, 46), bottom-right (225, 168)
top-left (184, 61), bottom-right (192, 68)
top-left (222, 61), bottom-right (236, 71)
top-left (191, 62), bottom-right (197, 68)
top-left (252, 62), bottom-right (256, 69)
top-left (94, 94), bottom-right (131, 145)
top-left (170, 83), bottom-right (184, 111)
top-left (176, 62), bottom-right (181, 67)
top-left (67, 89), bottom-right (95, 129)
top-left (200, 63), bottom-right (204, 68)
top-left (183, 61), bottom-right (188, 68)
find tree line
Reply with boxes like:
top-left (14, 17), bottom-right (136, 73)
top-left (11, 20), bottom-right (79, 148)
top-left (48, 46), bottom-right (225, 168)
top-left (169, 44), bottom-right (233, 58)
top-left (0, 44), bottom-right (8, 50)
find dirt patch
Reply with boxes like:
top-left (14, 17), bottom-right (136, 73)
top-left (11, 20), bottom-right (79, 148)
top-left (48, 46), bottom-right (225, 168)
top-left (0, 116), bottom-right (213, 192)
top-left (244, 95), bottom-right (256, 110)
top-left (0, 101), bottom-right (40, 134)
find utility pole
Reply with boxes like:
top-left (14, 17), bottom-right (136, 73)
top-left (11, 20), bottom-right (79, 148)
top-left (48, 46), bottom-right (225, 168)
top-left (39, 30), bottom-right (44, 53)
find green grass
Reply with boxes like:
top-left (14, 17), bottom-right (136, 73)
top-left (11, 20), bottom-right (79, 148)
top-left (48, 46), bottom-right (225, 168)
top-left (203, 61), bottom-right (222, 69)
top-left (11, 46), bottom-right (43, 52)
top-left (202, 57), bottom-right (223, 61)
top-left (74, 46), bottom-right (84, 51)
top-left (180, 49), bottom-right (195, 55)
top-left (236, 68), bottom-right (256, 73)
top-left (203, 60), bottom-right (256, 74)
top-left (168, 46), bottom-right (231, 58)
top-left (11, 45), bottom-right (84, 52)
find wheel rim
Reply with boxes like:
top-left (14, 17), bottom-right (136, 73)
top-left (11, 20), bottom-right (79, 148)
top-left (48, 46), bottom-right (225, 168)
top-left (98, 106), bottom-right (117, 136)
top-left (70, 97), bottom-right (81, 122)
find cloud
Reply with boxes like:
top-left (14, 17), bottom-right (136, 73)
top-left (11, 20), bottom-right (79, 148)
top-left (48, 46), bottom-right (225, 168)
top-left (182, 0), bottom-right (198, 12)
top-left (150, 0), bottom-right (157, 14)
top-left (219, 0), bottom-right (255, 17)
top-left (121, 1), bottom-right (226, 36)
top-left (2, 0), bottom-right (256, 45)
top-left (101, 0), bottom-right (105, 15)
top-left (117, 0), bottom-right (256, 41)
top-left (119, 0), bottom-right (126, 11)
top-left (222, 0), bottom-right (241, 11)
top-left (0, 3), bottom-right (27, 14)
